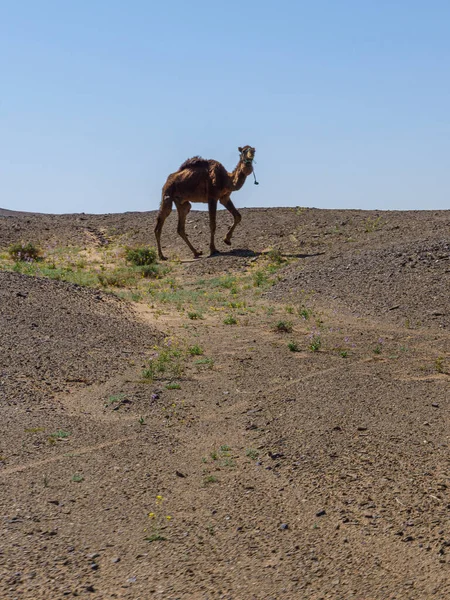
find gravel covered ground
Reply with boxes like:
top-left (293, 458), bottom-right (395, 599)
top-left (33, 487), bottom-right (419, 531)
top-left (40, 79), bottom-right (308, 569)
top-left (0, 206), bottom-right (449, 599)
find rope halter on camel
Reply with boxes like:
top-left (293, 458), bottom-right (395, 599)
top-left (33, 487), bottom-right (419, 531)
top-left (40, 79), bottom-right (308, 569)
top-left (240, 149), bottom-right (259, 185)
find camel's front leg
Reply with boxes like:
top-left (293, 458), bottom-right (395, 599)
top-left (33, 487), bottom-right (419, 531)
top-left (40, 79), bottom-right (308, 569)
top-left (208, 199), bottom-right (219, 255)
top-left (220, 196), bottom-right (242, 246)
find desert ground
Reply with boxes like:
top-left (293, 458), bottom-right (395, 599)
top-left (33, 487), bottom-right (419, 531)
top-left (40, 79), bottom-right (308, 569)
top-left (0, 206), bottom-right (449, 599)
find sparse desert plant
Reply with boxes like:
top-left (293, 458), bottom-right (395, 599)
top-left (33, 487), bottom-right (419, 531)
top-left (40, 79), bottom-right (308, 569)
top-left (166, 382), bottom-right (181, 390)
top-left (125, 246), bottom-right (157, 266)
top-left (435, 357), bottom-right (444, 374)
top-left (223, 315), bottom-right (237, 325)
top-left (246, 448), bottom-right (259, 460)
top-left (139, 264), bottom-right (160, 278)
top-left (142, 340), bottom-right (185, 381)
top-left (364, 216), bottom-right (384, 233)
top-left (253, 269), bottom-right (270, 288)
top-left (8, 242), bottom-right (42, 262)
top-left (72, 474), bottom-right (84, 483)
top-left (275, 320), bottom-right (293, 333)
top-left (204, 475), bottom-right (218, 485)
top-left (308, 333), bottom-right (322, 352)
top-left (188, 311), bottom-right (203, 320)
top-left (98, 268), bottom-right (138, 288)
top-left (288, 341), bottom-right (300, 352)
top-left (298, 306), bottom-right (313, 320)
top-left (105, 393), bottom-right (126, 407)
top-left (373, 339), bottom-right (384, 354)
top-left (195, 357), bottom-right (214, 369)
top-left (207, 275), bottom-right (237, 289)
top-left (49, 430), bottom-right (71, 440)
top-left (188, 345), bottom-right (204, 356)
top-left (145, 495), bottom-right (172, 542)
top-left (267, 247), bottom-right (285, 264)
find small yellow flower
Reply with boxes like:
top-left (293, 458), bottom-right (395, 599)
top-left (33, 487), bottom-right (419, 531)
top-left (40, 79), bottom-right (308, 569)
top-left (148, 512), bottom-right (155, 519)
top-left (166, 515), bottom-right (172, 521)
top-left (155, 495), bottom-right (164, 504)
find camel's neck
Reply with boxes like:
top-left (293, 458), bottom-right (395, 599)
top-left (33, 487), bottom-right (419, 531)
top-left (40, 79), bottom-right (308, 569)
top-left (230, 160), bottom-right (252, 191)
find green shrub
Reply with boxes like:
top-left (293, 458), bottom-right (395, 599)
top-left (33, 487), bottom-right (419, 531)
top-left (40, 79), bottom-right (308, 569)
top-left (275, 320), bottom-right (293, 333)
top-left (140, 264), bottom-right (159, 278)
top-left (98, 268), bottom-right (138, 288)
top-left (223, 315), bottom-right (237, 325)
top-left (188, 345), bottom-right (204, 356)
top-left (309, 335), bottom-right (322, 352)
top-left (267, 247), bottom-right (285, 264)
top-left (125, 246), bottom-right (157, 266)
top-left (288, 341), bottom-right (300, 352)
top-left (8, 242), bottom-right (41, 262)
top-left (188, 311), bottom-right (203, 320)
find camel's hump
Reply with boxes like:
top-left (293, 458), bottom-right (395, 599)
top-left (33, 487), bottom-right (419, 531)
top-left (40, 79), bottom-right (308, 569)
top-left (178, 156), bottom-right (211, 171)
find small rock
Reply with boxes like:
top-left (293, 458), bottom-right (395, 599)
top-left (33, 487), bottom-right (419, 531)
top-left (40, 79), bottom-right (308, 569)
top-left (176, 470), bottom-right (186, 478)
top-left (432, 403), bottom-right (440, 408)
top-left (316, 510), bottom-right (326, 517)
top-left (85, 585), bottom-right (95, 593)
top-left (269, 451), bottom-right (284, 460)
top-left (127, 576), bottom-right (137, 584)
top-left (280, 523), bottom-right (289, 530)
top-left (90, 563), bottom-right (99, 571)
top-left (112, 557), bottom-right (121, 563)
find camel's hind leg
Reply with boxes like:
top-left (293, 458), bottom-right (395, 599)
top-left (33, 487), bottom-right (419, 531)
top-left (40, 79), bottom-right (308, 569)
top-left (154, 195), bottom-right (172, 260)
top-left (176, 201), bottom-right (202, 258)
top-left (220, 196), bottom-right (242, 246)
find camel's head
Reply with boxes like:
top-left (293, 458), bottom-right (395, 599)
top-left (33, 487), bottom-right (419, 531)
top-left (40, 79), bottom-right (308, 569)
top-left (238, 146), bottom-right (255, 166)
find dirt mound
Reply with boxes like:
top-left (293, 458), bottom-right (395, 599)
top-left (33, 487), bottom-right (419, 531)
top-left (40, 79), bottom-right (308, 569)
top-left (0, 271), bottom-right (158, 405)
top-left (269, 237), bottom-right (449, 329)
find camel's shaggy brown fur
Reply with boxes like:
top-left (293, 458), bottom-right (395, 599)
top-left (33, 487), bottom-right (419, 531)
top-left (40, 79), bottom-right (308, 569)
top-left (154, 146), bottom-right (255, 259)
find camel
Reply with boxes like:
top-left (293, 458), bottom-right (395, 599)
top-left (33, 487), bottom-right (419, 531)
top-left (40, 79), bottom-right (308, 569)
top-left (154, 145), bottom-right (256, 260)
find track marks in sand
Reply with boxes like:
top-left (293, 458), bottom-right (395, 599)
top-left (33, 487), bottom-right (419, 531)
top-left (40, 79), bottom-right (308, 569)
top-left (0, 434), bottom-right (141, 477)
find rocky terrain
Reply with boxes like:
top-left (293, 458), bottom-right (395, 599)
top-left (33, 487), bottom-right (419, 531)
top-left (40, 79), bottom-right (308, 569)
top-left (0, 206), bottom-right (449, 599)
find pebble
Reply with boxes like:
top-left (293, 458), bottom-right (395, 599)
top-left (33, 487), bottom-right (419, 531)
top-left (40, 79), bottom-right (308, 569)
top-left (316, 509), bottom-right (326, 517)
top-left (280, 523), bottom-right (289, 530)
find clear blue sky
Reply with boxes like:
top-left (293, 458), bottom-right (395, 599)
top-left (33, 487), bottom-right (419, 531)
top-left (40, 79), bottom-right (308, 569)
top-left (1, 1), bottom-right (449, 214)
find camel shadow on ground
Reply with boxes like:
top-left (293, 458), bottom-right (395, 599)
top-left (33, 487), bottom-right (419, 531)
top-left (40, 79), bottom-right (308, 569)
top-left (205, 248), bottom-right (325, 260)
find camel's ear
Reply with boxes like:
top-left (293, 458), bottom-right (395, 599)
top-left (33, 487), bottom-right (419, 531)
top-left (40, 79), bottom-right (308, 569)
top-left (238, 147), bottom-right (243, 153)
